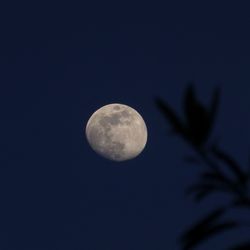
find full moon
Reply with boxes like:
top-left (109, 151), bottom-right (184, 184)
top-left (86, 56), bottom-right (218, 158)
top-left (85, 103), bottom-right (147, 161)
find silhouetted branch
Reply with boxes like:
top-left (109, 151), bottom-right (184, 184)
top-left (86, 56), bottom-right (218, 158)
top-left (211, 144), bottom-right (247, 184)
top-left (155, 85), bottom-right (250, 203)
top-left (180, 207), bottom-right (238, 250)
top-left (155, 83), bottom-right (250, 249)
top-left (229, 241), bottom-right (250, 250)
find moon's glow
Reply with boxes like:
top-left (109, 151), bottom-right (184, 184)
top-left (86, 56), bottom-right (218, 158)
top-left (85, 103), bottom-right (147, 161)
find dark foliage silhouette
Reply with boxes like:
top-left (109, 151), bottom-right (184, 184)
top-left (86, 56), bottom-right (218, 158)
top-left (155, 83), bottom-right (250, 250)
top-left (229, 241), bottom-right (250, 250)
top-left (180, 207), bottom-right (238, 250)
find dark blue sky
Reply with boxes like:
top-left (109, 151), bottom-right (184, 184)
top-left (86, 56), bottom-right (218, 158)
top-left (0, 2), bottom-right (249, 249)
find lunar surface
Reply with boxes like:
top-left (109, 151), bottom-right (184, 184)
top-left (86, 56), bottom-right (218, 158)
top-left (85, 103), bottom-right (147, 161)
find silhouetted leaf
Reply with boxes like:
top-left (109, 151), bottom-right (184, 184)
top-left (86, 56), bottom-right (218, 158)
top-left (183, 222), bottom-right (237, 250)
top-left (192, 189), bottom-right (217, 202)
top-left (186, 179), bottom-right (233, 202)
top-left (200, 171), bottom-right (232, 189)
top-left (183, 207), bottom-right (225, 233)
top-left (229, 241), bottom-right (250, 250)
top-left (183, 84), bottom-right (211, 146)
top-left (211, 145), bottom-right (247, 183)
top-left (155, 98), bottom-right (186, 135)
top-left (180, 208), bottom-right (238, 250)
top-left (201, 171), bottom-right (226, 183)
top-left (233, 199), bottom-right (250, 208)
top-left (186, 183), bottom-right (217, 202)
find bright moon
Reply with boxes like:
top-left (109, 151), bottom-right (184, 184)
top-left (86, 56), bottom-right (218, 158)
top-left (85, 103), bottom-right (147, 161)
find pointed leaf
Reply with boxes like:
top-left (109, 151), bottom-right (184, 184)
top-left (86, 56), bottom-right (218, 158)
top-left (182, 208), bottom-right (226, 235)
top-left (184, 84), bottom-right (204, 129)
top-left (183, 84), bottom-right (211, 146)
top-left (186, 180), bottom-right (232, 202)
top-left (201, 171), bottom-right (228, 185)
top-left (211, 145), bottom-right (247, 183)
top-left (233, 199), bottom-right (250, 208)
top-left (186, 183), bottom-right (220, 202)
top-left (155, 98), bottom-right (186, 135)
top-left (181, 221), bottom-right (238, 250)
top-left (202, 171), bottom-right (225, 181)
top-left (230, 241), bottom-right (250, 250)
top-left (193, 189), bottom-right (216, 202)
top-left (180, 208), bottom-right (237, 250)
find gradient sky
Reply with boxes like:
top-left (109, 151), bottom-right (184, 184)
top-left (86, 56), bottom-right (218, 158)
top-left (0, 2), bottom-right (249, 249)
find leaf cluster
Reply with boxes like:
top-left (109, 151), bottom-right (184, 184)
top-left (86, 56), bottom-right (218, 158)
top-left (155, 83), bottom-right (250, 249)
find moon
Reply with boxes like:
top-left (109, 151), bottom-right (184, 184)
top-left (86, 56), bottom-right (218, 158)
top-left (85, 103), bottom-right (147, 161)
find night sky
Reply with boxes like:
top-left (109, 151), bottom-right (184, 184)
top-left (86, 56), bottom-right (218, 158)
top-left (1, 2), bottom-right (250, 250)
